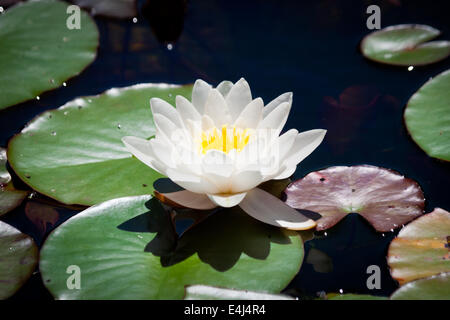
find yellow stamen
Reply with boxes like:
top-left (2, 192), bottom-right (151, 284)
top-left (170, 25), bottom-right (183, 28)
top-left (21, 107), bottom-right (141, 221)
top-left (199, 125), bottom-right (251, 154)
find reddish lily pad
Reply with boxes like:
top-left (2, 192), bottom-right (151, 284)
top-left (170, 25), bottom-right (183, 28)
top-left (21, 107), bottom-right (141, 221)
top-left (284, 165), bottom-right (424, 232)
top-left (0, 220), bottom-right (38, 299)
top-left (0, 148), bottom-right (28, 216)
top-left (388, 208), bottom-right (450, 285)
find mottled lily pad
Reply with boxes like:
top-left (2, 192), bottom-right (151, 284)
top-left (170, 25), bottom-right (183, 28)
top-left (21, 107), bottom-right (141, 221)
top-left (0, 148), bottom-right (28, 216)
top-left (0, 0), bottom-right (98, 110)
top-left (0, 220), bottom-right (38, 299)
top-left (390, 273), bottom-right (450, 300)
top-left (284, 165), bottom-right (424, 232)
top-left (388, 208), bottom-right (450, 285)
top-left (8, 84), bottom-right (193, 206)
top-left (72, 0), bottom-right (137, 19)
top-left (184, 285), bottom-right (294, 300)
top-left (40, 195), bottom-right (304, 299)
top-left (404, 69), bottom-right (450, 161)
top-left (361, 24), bottom-right (450, 66)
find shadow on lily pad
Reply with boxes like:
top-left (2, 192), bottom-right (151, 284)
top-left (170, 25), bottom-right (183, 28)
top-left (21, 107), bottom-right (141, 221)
top-left (118, 198), bottom-right (292, 272)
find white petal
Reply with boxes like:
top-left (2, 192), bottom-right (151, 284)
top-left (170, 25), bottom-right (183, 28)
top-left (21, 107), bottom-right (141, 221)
top-left (226, 78), bottom-right (252, 121)
top-left (192, 79), bottom-right (212, 114)
top-left (272, 164), bottom-right (296, 180)
top-left (121, 136), bottom-right (167, 174)
top-left (263, 92), bottom-right (292, 118)
top-left (166, 169), bottom-right (220, 194)
top-left (176, 95), bottom-right (201, 124)
top-left (157, 190), bottom-right (217, 210)
top-left (277, 129), bottom-right (298, 160)
top-left (257, 101), bottom-right (291, 134)
top-left (153, 113), bottom-right (178, 142)
top-left (204, 89), bottom-right (232, 126)
top-left (202, 150), bottom-right (234, 177)
top-left (283, 129), bottom-right (326, 166)
top-left (234, 98), bottom-right (263, 129)
top-left (201, 114), bottom-right (215, 131)
top-left (230, 170), bottom-right (264, 193)
top-left (216, 80), bottom-right (233, 98)
top-left (239, 188), bottom-right (317, 230)
top-left (207, 192), bottom-right (247, 208)
top-left (150, 98), bottom-right (183, 128)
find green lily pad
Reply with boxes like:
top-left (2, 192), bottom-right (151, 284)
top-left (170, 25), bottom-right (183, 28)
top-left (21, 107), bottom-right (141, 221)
top-left (390, 273), bottom-right (450, 300)
top-left (284, 165), bottom-right (424, 232)
top-left (40, 195), bottom-right (304, 299)
top-left (0, 0), bottom-right (99, 110)
top-left (326, 293), bottom-right (388, 300)
top-left (404, 69), bottom-right (450, 161)
top-left (8, 84), bottom-right (193, 206)
top-left (0, 220), bottom-right (38, 299)
top-left (388, 208), bottom-right (450, 285)
top-left (0, 148), bottom-right (28, 216)
top-left (73, 0), bottom-right (137, 19)
top-left (361, 24), bottom-right (450, 66)
top-left (184, 285), bottom-right (294, 300)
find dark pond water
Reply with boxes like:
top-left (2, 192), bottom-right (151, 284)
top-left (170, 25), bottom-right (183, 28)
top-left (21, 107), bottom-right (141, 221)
top-left (1, 0), bottom-right (450, 299)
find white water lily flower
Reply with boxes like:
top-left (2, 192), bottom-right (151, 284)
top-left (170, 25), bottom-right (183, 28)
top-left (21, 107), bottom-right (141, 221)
top-left (122, 78), bottom-right (326, 230)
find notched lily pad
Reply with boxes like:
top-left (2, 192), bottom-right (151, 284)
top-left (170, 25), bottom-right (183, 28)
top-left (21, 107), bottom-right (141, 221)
top-left (284, 165), bottom-right (424, 232)
top-left (40, 195), bottom-right (304, 299)
top-left (0, 0), bottom-right (99, 110)
top-left (0, 148), bottom-right (28, 216)
top-left (8, 84), bottom-right (193, 206)
top-left (184, 285), bottom-right (294, 300)
top-left (388, 208), bottom-right (450, 285)
top-left (0, 220), bottom-right (38, 299)
top-left (390, 272), bottom-right (450, 300)
top-left (404, 69), bottom-right (450, 161)
top-left (361, 24), bottom-right (450, 66)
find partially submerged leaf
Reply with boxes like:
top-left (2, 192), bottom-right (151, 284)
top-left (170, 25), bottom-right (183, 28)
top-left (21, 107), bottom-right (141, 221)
top-left (388, 208), bottom-right (450, 285)
top-left (0, 0), bottom-right (98, 110)
top-left (284, 165), bottom-right (424, 232)
top-left (361, 24), bottom-right (450, 66)
top-left (404, 69), bottom-right (450, 161)
top-left (306, 248), bottom-right (333, 273)
top-left (8, 84), bottom-right (193, 206)
top-left (390, 272), bottom-right (450, 300)
top-left (40, 196), bottom-right (304, 299)
top-left (0, 148), bottom-right (28, 216)
top-left (0, 220), bottom-right (38, 299)
top-left (184, 285), bottom-right (294, 300)
top-left (25, 202), bottom-right (59, 236)
top-left (326, 293), bottom-right (388, 300)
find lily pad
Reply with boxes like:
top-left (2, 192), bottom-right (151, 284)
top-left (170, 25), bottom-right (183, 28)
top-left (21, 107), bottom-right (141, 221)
top-left (40, 195), bottom-right (304, 299)
top-left (361, 24), bottom-right (450, 66)
top-left (8, 84), bottom-right (193, 206)
top-left (184, 285), bottom-right (294, 300)
top-left (0, 0), bottom-right (99, 110)
top-left (388, 208), bottom-right (450, 285)
top-left (404, 69), bottom-right (450, 161)
top-left (284, 165), bottom-right (424, 232)
top-left (0, 148), bottom-right (28, 216)
top-left (72, 0), bottom-right (137, 19)
top-left (0, 220), bottom-right (38, 299)
top-left (390, 273), bottom-right (450, 300)
top-left (326, 293), bottom-right (388, 300)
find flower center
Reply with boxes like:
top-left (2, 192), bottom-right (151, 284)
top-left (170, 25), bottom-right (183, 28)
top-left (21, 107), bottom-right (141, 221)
top-left (200, 125), bottom-right (251, 154)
